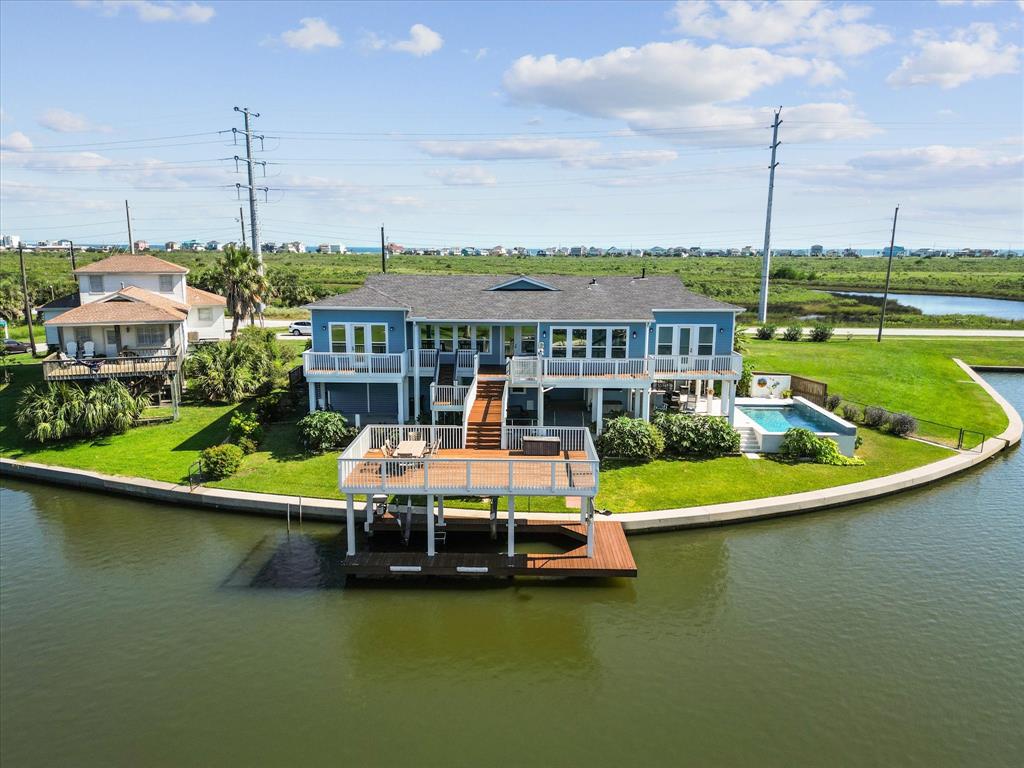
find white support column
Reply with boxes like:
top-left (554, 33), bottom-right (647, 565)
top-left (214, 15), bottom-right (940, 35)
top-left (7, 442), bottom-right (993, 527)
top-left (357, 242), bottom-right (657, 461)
top-left (307, 382), bottom-right (316, 413)
top-left (641, 387), bottom-right (651, 421)
top-left (413, 320), bottom-right (421, 421)
top-left (595, 388), bottom-right (604, 435)
top-left (537, 386), bottom-right (545, 427)
top-left (438, 496), bottom-right (445, 525)
top-left (365, 495), bottom-right (374, 533)
top-left (317, 382), bottom-right (325, 411)
top-left (590, 387), bottom-right (599, 425)
top-left (727, 381), bottom-right (737, 425)
top-left (426, 494), bottom-right (435, 557)
top-left (345, 493), bottom-right (356, 556)
top-left (397, 381), bottom-right (406, 424)
top-left (585, 497), bottom-right (595, 558)
top-left (507, 496), bottom-right (515, 558)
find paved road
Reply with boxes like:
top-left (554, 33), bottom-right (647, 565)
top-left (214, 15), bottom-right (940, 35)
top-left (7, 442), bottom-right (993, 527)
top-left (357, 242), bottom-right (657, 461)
top-left (743, 327), bottom-right (1024, 338)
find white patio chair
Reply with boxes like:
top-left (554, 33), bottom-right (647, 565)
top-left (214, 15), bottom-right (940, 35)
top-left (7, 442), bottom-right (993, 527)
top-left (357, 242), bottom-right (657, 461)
top-left (82, 341), bottom-right (95, 358)
top-left (66, 340), bottom-right (78, 357)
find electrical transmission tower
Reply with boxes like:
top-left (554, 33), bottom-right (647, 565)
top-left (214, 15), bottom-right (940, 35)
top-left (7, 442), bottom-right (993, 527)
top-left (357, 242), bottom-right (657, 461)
top-left (232, 106), bottom-right (268, 274)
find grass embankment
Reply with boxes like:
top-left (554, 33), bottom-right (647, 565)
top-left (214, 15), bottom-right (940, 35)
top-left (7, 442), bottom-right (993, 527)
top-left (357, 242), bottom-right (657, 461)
top-left (1, 338), bottom-right (1020, 512)
top-left (6, 252), bottom-right (1023, 329)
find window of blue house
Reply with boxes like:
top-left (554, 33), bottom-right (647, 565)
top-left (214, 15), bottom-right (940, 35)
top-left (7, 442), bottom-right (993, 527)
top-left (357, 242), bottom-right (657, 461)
top-left (330, 325), bottom-right (347, 353)
top-left (697, 326), bottom-right (714, 356)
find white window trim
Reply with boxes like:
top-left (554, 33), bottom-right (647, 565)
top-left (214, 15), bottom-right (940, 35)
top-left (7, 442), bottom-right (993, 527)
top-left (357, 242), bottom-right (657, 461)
top-left (549, 326), bottom-right (629, 359)
top-left (88, 275), bottom-right (104, 293)
top-left (197, 307), bottom-right (213, 321)
top-left (158, 275), bottom-right (174, 292)
top-left (654, 324), bottom-right (716, 357)
top-left (418, 324), bottom-right (491, 354)
top-left (329, 322), bottom-right (389, 354)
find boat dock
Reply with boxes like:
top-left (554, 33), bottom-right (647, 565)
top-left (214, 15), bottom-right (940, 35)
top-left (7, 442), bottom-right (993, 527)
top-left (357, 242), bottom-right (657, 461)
top-left (341, 515), bottom-right (637, 579)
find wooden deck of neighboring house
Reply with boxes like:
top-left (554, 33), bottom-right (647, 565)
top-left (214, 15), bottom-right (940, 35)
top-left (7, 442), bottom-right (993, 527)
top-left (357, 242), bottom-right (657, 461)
top-left (341, 516), bottom-right (637, 579)
top-left (41, 352), bottom-right (180, 381)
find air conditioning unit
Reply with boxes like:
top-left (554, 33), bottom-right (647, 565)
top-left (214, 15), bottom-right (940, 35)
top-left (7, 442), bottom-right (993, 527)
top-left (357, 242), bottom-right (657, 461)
top-left (187, 331), bottom-right (199, 342)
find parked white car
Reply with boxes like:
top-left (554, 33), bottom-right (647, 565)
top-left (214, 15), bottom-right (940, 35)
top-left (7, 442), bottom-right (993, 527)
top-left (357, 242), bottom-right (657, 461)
top-left (288, 320), bottom-right (312, 336)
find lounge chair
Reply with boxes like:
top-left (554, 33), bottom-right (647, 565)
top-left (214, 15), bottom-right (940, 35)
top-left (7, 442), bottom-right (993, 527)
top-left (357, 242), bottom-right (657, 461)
top-left (381, 439), bottom-right (394, 458)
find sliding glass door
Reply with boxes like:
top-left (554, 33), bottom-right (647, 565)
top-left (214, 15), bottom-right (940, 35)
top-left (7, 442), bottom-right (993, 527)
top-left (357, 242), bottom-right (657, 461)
top-left (655, 325), bottom-right (714, 357)
top-left (550, 326), bottom-right (629, 358)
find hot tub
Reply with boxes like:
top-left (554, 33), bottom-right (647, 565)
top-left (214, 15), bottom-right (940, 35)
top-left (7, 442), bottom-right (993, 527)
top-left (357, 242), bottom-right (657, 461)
top-left (736, 397), bottom-right (858, 456)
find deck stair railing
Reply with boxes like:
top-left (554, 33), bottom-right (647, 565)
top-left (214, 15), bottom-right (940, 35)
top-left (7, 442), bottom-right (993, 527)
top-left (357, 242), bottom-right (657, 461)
top-left (460, 375), bottom-right (480, 448)
top-left (499, 378), bottom-right (511, 449)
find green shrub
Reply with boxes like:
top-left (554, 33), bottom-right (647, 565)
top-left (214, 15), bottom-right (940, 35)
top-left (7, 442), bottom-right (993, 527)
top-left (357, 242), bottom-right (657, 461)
top-left (781, 325), bottom-right (803, 341)
top-left (755, 324), bottom-right (776, 340)
top-left (863, 406), bottom-right (888, 428)
top-left (185, 330), bottom-right (297, 403)
top-left (228, 411), bottom-right (264, 444)
top-left (16, 380), bottom-right (149, 443)
top-left (824, 393), bottom-right (842, 411)
top-left (779, 427), bottom-right (863, 466)
top-left (597, 416), bottom-right (664, 461)
top-left (809, 323), bottom-right (835, 342)
top-left (201, 444), bottom-right (244, 479)
top-left (887, 412), bottom-right (918, 437)
top-left (653, 412), bottom-right (740, 456)
top-left (236, 436), bottom-right (259, 455)
top-left (840, 403), bottom-right (860, 422)
top-left (736, 360), bottom-right (754, 397)
top-left (297, 410), bottom-right (356, 453)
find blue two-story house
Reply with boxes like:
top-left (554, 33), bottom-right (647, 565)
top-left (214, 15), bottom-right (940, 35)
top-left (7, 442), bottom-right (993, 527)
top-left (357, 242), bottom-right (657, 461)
top-left (302, 273), bottom-right (743, 442)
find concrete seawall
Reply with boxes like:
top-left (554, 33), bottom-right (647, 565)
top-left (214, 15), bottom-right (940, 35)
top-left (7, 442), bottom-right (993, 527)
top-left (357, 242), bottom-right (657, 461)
top-left (2, 361), bottom-right (1020, 533)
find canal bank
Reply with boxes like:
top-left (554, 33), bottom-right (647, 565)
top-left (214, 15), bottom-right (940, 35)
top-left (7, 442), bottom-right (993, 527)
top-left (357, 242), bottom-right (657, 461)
top-left (1, 361), bottom-right (1019, 532)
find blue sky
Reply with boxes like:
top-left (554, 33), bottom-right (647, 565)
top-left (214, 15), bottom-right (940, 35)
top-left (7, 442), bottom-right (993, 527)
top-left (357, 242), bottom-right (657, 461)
top-left (1, 0), bottom-right (1021, 250)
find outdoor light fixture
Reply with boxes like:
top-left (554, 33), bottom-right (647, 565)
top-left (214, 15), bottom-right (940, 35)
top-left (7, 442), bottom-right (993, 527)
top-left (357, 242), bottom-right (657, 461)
top-left (389, 325), bottom-right (395, 331)
top-left (631, 330), bottom-right (638, 338)
top-left (321, 324), bottom-right (327, 330)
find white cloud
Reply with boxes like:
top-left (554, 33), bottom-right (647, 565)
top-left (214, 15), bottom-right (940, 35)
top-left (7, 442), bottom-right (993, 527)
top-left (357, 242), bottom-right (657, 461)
top-left (37, 108), bottom-right (110, 133)
top-left (278, 17), bottom-right (342, 51)
top-left (671, 1), bottom-right (892, 57)
top-left (504, 40), bottom-right (840, 119)
top-left (368, 24), bottom-right (443, 56)
top-left (427, 166), bottom-right (498, 186)
top-left (887, 23), bottom-right (1021, 89)
top-left (790, 145), bottom-right (1024, 189)
top-left (0, 131), bottom-right (33, 151)
top-left (936, 1), bottom-right (998, 6)
top-left (562, 149), bottom-right (679, 170)
top-left (72, 0), bottom-right (214, 23)
top-left (418, 136), bottom-right (601, 161)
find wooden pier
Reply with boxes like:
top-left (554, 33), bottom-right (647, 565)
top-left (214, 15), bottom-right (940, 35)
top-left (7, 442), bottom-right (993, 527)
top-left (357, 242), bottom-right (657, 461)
top-left (340, 517), bottom-right (636, 579)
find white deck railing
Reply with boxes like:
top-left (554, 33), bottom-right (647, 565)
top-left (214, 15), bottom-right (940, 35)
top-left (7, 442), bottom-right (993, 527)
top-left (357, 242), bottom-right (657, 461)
top-left (542, 357), bottom-right (648, 378)
top-left (499, 377), bottom-right (511, 448)
top-left (502, 425), bottom-right (592, 453)
top-left (456, 349), bottom-right (478, 375)
top-left (430, 384), bottom-right (470, 408)
top-left (410, 348), bottom-right (439, 373)
top-left (337, 424), bottom-right (599, 497)
top-left (650, 353), bottom-right (742, 377)
top-left (303, 350), bottom-right (406, 377)
top-left (507, 356), bottom-right (540, 382)
top-left (460, 374), bottom-right (480, 448)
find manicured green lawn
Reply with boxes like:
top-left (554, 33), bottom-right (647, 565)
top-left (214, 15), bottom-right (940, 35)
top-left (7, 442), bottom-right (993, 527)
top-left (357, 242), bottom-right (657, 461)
top-left (747, 337), bottom-right (1022, 446)
top-left (0, 359), bottom-right (239, 483)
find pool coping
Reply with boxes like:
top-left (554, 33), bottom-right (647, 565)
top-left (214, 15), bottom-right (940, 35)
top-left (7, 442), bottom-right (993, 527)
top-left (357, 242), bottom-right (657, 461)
top-left (1, 360), bottom-right (1020, 533)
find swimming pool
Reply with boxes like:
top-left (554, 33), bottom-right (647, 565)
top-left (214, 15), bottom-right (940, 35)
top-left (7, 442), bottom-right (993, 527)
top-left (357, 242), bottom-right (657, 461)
top-left (738, 405), bottom-right (837, 433)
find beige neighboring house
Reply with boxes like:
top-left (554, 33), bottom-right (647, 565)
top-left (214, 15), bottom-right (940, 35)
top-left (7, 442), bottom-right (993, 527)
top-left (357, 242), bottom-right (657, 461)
top-left (39, 254), bottom-right (227, 395)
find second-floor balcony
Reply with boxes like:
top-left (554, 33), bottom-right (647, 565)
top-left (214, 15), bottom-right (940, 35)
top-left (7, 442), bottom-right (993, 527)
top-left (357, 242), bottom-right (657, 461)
top-left (507, 353), bottom-right (743, 384)
top-left (303, 350), bottom-right (407, 380)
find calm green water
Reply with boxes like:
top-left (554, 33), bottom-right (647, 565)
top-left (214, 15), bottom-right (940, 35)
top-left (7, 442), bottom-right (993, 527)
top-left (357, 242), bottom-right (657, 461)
top-left (2, 376), bottom-right (1022, 767)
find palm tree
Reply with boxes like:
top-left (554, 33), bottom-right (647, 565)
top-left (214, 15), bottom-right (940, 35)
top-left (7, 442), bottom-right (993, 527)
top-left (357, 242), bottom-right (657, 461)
top-left (217, 244), bottom-right (270, 341)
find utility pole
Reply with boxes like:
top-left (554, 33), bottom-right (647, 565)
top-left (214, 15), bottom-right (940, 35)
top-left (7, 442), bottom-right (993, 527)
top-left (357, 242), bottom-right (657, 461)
top-left (380, 225), bottom-right (387, 273)
top-left (877, 205), bottom-right (900, 343)
top-left (69, 240), bottom-right (77, 272)
top-left (18, 245), bottom-right (38, 357)
top-left (238, 205), bottom-right (246, 245)
top-left (125, 199), bottom-right (135, 254)
top-left (757, 106), bottom-right (783, 324)
top-left (233, 106), bottom-right (266, 274)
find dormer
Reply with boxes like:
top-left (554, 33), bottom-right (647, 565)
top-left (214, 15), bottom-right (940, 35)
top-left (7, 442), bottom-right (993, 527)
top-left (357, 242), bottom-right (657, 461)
top-left (487, 276), bottom-right (558, 292)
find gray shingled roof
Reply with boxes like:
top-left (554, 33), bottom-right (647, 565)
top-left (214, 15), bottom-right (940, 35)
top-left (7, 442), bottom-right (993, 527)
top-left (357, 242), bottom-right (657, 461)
top-left (306, 274), bottom-right (742, 321)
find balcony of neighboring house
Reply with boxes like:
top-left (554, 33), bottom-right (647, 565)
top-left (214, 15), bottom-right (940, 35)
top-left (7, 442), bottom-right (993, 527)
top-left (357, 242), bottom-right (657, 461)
top-left (336, 424), bottom-right (599, 498)
top-left (42, 345), bottom-right (182, 381)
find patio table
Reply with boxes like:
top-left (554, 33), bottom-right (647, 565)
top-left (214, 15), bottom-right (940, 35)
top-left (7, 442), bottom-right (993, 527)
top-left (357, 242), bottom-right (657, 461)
top-left (394, 440), bottom-right (427, 458)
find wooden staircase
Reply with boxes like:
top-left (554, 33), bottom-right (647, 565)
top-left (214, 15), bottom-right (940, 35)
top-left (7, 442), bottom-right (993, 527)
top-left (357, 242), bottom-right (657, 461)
top-left (466, 380), bottom-right (505, 449)
top-left (437, 363), bottom-right (455, 386)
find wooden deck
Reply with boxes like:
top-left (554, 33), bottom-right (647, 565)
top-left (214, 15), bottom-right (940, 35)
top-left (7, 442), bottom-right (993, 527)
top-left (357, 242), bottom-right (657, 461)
top-left (341, 448), bottom-right (599, 496)
top-left (341, 517), bottom-right (636, 579)
top-left (42, 353), bottom-right (179, 381)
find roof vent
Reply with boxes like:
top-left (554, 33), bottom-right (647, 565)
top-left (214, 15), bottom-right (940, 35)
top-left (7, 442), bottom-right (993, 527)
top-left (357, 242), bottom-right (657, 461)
top-left (589, 278), bottom-right (597, 286)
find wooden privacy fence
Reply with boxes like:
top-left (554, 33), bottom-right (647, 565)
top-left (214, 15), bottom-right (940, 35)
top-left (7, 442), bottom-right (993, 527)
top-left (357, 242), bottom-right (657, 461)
top-left (791, 375), bottom-right (827, 406)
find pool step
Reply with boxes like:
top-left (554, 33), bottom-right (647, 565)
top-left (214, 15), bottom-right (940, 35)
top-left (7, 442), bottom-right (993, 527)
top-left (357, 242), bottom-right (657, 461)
top-left (737, 426), bottom-right (760, 453)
